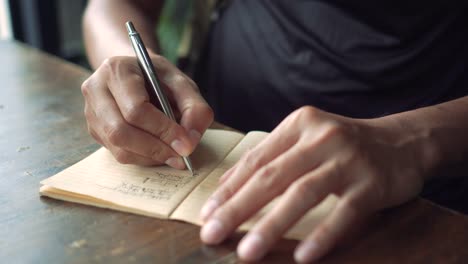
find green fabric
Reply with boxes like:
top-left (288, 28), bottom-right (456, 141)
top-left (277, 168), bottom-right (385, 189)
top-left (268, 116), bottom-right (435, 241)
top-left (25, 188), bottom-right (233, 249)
top-left (157, 1), bottom-right (193, 63)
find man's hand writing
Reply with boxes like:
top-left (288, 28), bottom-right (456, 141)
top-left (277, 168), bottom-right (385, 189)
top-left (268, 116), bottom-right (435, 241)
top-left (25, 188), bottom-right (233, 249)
top-left (81, 54), bottom-right (213, 168)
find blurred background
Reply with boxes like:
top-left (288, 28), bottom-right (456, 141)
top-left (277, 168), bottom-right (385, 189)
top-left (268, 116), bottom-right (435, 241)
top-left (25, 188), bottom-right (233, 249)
top-left (0, 0), bottom-right (191, 69)
top-left (0, 0), bottom-right (88, 66)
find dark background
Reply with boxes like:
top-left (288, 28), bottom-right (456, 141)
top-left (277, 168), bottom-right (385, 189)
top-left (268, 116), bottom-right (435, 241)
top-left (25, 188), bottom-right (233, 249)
top-left (8, 0), bottom-right (88, 67)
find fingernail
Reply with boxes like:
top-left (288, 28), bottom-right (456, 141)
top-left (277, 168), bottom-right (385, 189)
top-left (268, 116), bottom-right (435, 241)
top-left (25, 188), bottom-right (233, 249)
top-left (189, 129), bottom-right (202, 145)
top-left (294, 240), bottom-right (318, 263)
top-left (200, 199), bottom-right (219, 221)
top-left (165, 157), bottom-right (185, 169)
top-left (238, 233), bottom-right (265, 261)
top-left (200, 219), bottom-right (224, 244)
top-left (171, 139), bottom-right (190, 156)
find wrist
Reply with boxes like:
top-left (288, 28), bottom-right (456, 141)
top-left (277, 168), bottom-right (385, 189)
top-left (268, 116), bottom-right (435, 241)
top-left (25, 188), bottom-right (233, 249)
top-left (367, 114), bottom-right (441, 181)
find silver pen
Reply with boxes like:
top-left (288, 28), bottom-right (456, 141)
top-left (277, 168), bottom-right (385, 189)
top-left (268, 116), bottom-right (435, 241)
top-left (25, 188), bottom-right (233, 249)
top-left (126, 21), bottom-right (194, 175)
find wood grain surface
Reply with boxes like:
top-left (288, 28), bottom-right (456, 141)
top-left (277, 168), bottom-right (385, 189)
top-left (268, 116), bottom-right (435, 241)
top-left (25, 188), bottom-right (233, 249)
top-left (1, 40), bottom-right (468, 264)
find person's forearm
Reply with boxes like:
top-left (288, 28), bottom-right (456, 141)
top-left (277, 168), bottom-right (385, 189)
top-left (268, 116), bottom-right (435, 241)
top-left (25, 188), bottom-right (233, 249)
top-left (83, 0), bottom-right (164, 69)
top-left (371, 96), bottom-right (468, 180)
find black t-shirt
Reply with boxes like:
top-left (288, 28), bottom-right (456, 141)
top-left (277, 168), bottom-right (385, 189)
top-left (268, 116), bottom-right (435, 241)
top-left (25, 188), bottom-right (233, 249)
top-left (197, 0), bottom-right (468, 132)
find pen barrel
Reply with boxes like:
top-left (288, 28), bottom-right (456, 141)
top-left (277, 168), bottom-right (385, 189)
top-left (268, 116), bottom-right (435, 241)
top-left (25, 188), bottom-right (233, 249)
top-left (127, 25), bottom-right (176, 121)
top-left (127, 21), bottom-right (194, 174)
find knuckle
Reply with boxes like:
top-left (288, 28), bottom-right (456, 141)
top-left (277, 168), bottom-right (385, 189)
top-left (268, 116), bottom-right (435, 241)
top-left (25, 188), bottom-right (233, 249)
top-left (216, 183), bottom-right (236, 203)
top-left (127, 72), bottom-right (145, 86)
top-left (323, 121), bottom-right (347, 140)
top-left (102, 57), bottom-right (117, 69)
top-left (287, 106), bottom-right (319, 127)
top-left (80, 79), bottom-right (91, 97)
top-left (312, 121), bottom-right (350, 148)
top-left (113, 148), bottom-right (132, 164)
top-left (122, 101), bottom-right (145, 125)
top-left (297, 143), bottom-right (316, 162)
top-left (255, 165), bottom-right (279, 191)
top-left (342, 145), bottom-right (361, 164)
top-left (173, 73), bottom-right (187, 86)
top-left (329, 158), bottom-right (345, 177)
top-left (157, 125), bottom-right (172, 142)
top-left (149, 146), bottom-right (160, 160)
top-left (224, 184), bottom-right (236, 199)
top-left (326, 159), bottom-right (349, 188)
top-left (290, 178), bottom-right (314, 200)
top-left (101, 57), bottom-right (115, 71)
top-left (102, 56), bottom-right (126, 75)
top-left (170, 74), bottom-right (195, 92)
top-left (158, 122), bottom-right (183, 143)
top-left (242, 150), bottom-right (264, 172)
top-left (105, 122), bottom-right (127, 147)
top-left (314, 223), bottom-right (333, 242)
top-left (298, 106), bottom-right (320, 121)
top-left (149, 145), bottom-right (171, 163)
top-left (340, 196), bottom-right (362, 217)
top-left (365, 177), bottom-right (387, 207)
top-left (199, 104), bottom-right (214, 123)
top-left (257, 165), bottom-right (276, 180)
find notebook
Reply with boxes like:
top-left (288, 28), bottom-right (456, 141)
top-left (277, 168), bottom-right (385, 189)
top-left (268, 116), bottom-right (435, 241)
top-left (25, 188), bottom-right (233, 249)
top-left (40, 129), bottom-right (337, 240)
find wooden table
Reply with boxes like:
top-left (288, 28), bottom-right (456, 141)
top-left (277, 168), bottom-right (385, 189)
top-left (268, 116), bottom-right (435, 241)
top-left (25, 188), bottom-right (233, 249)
top-left (1, 40), bottom-right (468, 263)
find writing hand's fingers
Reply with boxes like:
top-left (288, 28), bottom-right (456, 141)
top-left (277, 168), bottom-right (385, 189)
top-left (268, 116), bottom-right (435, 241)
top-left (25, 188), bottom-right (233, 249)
top-left (103, 57), bottom-right (194, 157)
top-left (294, 186), bottom-right (373, 263)
top-left (84, 102), bottom-right (105, 146)
top-left (82, 69), bottom-right (182, 168)
top-left (100, 120), bottom-right (185, 168)
top-left (236, 161), bottom-right (340, 261)
top-left (179, 98), bottom-right (213, 146)
top-left (152, 55), bottom-right (213, 146)
top-left (105, 145), bottom-right (163, 166)
top-left (199, 122), bottom-right (301, 221)
top-left (89, 100), bottom-right (182, 167)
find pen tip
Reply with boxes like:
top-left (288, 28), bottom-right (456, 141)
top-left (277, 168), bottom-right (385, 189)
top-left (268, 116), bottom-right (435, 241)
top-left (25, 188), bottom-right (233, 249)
top-left (182, 157), bottom-right (195, 176)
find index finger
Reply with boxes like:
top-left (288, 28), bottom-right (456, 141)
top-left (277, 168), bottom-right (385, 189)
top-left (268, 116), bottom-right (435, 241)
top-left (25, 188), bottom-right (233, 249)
top-left (153, 56), bottom-right (214, 146)
top-left (104, 57), bottom-right (194, 157)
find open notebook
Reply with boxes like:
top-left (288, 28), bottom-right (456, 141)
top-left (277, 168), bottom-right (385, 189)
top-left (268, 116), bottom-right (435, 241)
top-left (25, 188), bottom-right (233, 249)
top-left (40, 129), bottom-right (337, 240)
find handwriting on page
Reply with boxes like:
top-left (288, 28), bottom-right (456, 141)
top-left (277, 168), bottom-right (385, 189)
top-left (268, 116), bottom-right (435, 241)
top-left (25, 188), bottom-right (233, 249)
top-left (99, 171), bottom-right (199, 201)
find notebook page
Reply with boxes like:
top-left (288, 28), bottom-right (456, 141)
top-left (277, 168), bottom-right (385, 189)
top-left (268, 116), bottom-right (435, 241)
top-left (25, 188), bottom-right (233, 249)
top-left (171, 131), bottom-right (337, 240)
top-left (171, 131), bottom-right (268, 221)
top-left (40, 129), bottom-right (244, 218)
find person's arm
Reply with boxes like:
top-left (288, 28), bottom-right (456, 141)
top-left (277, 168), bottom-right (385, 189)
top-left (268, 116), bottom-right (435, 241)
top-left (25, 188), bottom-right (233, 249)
top-left (198, 95), bottom-right (468, 263)
top-left (81, 0), bottom-right (213, 169)
top-left (375, 96), bottom-right (468, 180)
top-left (84, 0), bottom-right (163, 68)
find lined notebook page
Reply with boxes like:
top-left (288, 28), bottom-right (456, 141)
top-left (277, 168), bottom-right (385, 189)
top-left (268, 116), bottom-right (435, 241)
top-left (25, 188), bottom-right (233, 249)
top-left (40, 130), bottom-right (244, 218)
top-left (171, 131), bottom-right (337, 240)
